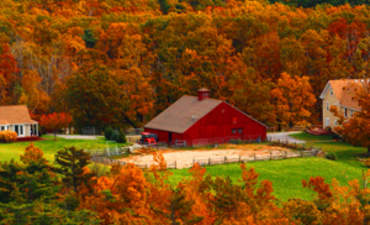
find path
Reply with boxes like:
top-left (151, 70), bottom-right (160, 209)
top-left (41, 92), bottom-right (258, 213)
top-left (55, 134), bottom-right (103, 140)
top-left (267, 131), bottom-right (305, 144)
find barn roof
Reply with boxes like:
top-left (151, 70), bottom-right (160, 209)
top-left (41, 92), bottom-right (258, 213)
top-left (144, 95), bottom-right (267, 133)
top-left (144, 95), bottom-right (222, 133)
top-left (320, 79), bottom-right (368, 111)
top-left (0, 105), bottom-right (37, 124)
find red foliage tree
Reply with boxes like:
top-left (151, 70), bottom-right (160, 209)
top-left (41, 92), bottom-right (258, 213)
top-left (39, 112), bottom-right (72, 140)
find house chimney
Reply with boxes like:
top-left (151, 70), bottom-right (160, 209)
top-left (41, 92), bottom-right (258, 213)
top-left (198, 88), bottom-right (210, 101)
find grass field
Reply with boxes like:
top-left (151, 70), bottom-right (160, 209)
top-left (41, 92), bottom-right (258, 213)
top-left (0, 136), bottom-right (127, 162)
top-left (169, 132), bottom-right (367, 201)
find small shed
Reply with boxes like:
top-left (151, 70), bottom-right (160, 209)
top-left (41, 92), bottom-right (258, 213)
top-left (144, 89), bottom-right (267, 146)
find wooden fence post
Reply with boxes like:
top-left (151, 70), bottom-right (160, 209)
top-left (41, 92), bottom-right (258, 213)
top-left (270, 151), bottom-right (272, 160)
top-left (254, 152), bottom-right (256, 161)
top-left (175, 160), bottom-right (177, 169)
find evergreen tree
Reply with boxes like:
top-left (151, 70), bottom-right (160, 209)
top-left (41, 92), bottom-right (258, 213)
top-left (55, 147), bottom-right (93, 192)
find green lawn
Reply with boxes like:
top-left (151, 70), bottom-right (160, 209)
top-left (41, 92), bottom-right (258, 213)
top-left (0, 136), bottom-right (127, 162)
top-left (169, 132), bottom-right (367, 201)
top-left (290, 132), bottom-right (366, 167)
top-left (289, 132), bottom-right (334, 141)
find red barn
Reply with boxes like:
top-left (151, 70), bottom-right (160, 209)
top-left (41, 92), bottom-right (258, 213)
top-left (144, 88), bottom-right (267, 146)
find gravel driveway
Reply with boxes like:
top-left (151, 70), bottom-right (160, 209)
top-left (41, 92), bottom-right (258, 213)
top-left (267, 131), bottom-right (305, 144)
top-left (56, 134), bottom-right (103, 140)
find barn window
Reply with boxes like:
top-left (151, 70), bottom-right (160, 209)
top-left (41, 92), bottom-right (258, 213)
top-left (238, 128), bottom-right (243, 134)
top-left (232, 128), bottom-right (237, 134)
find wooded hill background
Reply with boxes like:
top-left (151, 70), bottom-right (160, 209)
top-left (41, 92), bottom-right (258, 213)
top-left (0, 0), bottom-right (368, 130)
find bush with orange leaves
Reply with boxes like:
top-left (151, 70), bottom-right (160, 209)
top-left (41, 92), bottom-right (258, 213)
top-left (0, 130), bottom-right (17, 143)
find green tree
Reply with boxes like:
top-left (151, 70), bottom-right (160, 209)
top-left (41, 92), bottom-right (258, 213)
top-left (55, 147), bottom-right (94, 192)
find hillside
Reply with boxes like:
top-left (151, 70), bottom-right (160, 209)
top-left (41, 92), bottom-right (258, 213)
top-left (0, 0), bottom-right (368, 131)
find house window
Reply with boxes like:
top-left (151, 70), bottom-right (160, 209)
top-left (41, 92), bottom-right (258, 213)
top-left (330, 90), bottom-right (333, 95)
top-left (19, 125), bottom-right (24, 136)
top-left (326, 103), bottom-right (329, 111)
top-left (14, 125), bottom-right (19, 135)
top-left (0, 126), bottom-right (4, 131)
top-left (334, 119), bottom-right (338, 125)
top-left (344, 108), bottom-right (348, 117)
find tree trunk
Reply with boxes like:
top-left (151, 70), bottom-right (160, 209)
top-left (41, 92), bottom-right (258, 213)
top-left (368, 146), bottom-right (370, 155)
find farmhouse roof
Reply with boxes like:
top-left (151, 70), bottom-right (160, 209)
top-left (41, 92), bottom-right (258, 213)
top-left (144, 95), bottom-right (267, 133)
top-left (320, 79), bottom-right (368, 111)
top-left (0, 105), bottom-right (37, 124)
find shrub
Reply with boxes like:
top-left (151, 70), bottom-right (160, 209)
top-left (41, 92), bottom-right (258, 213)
top-left (115, 131), bottom-right (126, 143)
top-left (0, 130), bottom-right (17, 143)
top-left (325, 152), bottom-right (337, 161)
top-left (110, 130), bottom-right (120, 142)
top-left (107, 129), bottom-right (127, 143)
top-left (104, 127), bottom-right (113, 140)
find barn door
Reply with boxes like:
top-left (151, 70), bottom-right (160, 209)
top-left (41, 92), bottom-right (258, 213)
top-left (168, 132), bottom-right (172, 144)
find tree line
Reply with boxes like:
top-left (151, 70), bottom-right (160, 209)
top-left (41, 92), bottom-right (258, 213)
top-left (0, 0), bottom-right (368, 131)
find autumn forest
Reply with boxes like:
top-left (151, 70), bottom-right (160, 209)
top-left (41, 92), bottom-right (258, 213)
top-left (0, 0), bottom-right (369, 224)
top-left (0, 0), bottom-right (368, 131)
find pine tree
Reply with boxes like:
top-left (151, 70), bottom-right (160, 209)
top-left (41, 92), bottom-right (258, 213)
top-left (55, 147), bottom-right (93, 192)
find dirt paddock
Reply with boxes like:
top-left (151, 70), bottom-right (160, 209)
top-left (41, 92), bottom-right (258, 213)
top-left (120, 145), bottom-right (303, 169)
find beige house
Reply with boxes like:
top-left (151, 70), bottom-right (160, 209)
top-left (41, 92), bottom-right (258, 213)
top-left (319, 79), bottom-right (366, 129)
top-left (0, 105), bottom-right (39, 138)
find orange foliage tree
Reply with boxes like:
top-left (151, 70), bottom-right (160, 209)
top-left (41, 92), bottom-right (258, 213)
top-left (0, 44), bottom-right (18, 105)
top-left (271, 72), bottom-right (316, 130)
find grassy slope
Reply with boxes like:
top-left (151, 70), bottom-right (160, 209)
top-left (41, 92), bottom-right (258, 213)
top-left (170, 132), bottom-right (367, 201)
top-left (0, 136), bottom-right (127, 162)
top-left (290, 132), bottom-right (366, 167)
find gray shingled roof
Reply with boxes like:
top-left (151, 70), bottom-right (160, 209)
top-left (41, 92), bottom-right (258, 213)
top-left (144, 95), bottom-right (222, 133)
